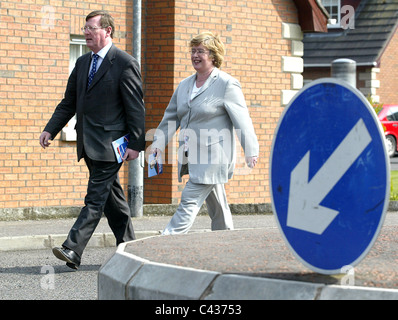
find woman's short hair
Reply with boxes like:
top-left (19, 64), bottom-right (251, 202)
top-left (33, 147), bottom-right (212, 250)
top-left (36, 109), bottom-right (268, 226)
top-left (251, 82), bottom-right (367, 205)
top-left (190, 32), bottom-right (225, 68)
top-left (86, 10), bottom-right (115, 39)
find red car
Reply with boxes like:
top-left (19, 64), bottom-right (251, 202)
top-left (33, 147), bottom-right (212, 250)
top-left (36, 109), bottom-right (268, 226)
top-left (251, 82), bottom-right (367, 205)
top-left (378, 104), bottom-right (398, 157)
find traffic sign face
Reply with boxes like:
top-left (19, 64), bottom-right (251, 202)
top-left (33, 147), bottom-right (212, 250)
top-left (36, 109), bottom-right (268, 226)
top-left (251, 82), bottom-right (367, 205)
top-left (270, 78), bottom-right (390, 274)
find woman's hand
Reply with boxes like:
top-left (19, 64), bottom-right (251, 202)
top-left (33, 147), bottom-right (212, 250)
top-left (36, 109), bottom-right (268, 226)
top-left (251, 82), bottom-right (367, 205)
top-left (245, 156), bottom-right (258, 168)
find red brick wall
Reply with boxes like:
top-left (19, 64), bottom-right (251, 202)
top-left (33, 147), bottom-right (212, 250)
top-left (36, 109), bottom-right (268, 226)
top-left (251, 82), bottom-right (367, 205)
top-left (142, 0), bottom-right (177, 204)
top-left (0, 0), bottom-right (298, 210)
top-left (378, 28), bottom-right (398, 105)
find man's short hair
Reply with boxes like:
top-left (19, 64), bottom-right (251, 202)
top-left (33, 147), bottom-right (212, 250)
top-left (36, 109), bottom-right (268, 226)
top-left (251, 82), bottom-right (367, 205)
top-left (86, 10), bottom-right (115, 39)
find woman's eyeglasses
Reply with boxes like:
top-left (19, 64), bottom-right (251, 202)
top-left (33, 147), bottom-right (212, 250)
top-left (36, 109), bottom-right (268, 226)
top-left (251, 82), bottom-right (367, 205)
top-left (190, 49), bottom-right (209, 55)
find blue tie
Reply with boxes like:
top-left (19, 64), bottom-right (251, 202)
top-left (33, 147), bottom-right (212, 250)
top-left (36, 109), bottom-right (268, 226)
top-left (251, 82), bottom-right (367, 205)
top-left (88, 54), bottom-right (99, 87)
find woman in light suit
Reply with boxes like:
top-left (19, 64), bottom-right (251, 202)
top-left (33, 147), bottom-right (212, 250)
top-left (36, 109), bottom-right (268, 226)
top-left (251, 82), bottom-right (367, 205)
top-left (151, 32), bottom-right (259, 235)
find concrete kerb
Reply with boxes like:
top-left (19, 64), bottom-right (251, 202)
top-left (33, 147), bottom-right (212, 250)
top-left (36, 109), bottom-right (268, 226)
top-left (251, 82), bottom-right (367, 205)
top-left (0, 235), bottom-right (52, 252)
top-left (0, 231), bottom-right (160, 252)
top-left (98, 237), bottom-right (398, 300)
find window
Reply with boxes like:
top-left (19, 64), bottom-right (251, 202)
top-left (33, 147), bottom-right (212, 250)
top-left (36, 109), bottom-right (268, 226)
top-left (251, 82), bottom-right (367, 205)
top-left (69, 36), bottom-right (91, 74)
top-left (321, 0), bottom-right (341, 28)
top-left (387, 107), bottom-right (398, 122)
top-left (61, 36), bottom-right (90, 141)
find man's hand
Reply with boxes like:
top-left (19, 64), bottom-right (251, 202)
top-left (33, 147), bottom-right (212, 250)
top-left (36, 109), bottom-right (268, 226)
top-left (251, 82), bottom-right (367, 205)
top-left (122, 148), bottom-right (139, 161)
top-left (39, 131), bottom-right (52, 149)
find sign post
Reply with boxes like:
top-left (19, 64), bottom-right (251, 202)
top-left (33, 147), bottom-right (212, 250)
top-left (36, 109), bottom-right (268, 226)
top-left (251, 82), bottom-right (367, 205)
top-left (270, 78), bottom-right (390, 274)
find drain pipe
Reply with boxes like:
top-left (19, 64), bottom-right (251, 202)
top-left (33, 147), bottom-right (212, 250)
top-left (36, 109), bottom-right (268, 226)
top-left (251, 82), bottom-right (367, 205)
top-left (128, 0), bottom-right (144, 217)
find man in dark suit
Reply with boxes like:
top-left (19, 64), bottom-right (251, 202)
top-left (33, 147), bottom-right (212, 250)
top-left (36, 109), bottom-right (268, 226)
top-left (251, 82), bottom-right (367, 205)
top-left (39, 10), bottom-right (145, 270)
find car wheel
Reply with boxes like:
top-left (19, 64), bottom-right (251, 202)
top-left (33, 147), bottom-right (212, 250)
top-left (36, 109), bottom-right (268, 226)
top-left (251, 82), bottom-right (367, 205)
top-left (385, 135), bottom-right (396, 157)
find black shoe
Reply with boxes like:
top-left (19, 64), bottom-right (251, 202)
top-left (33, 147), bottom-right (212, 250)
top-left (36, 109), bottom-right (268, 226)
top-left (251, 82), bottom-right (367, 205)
top-left (66, 262), bottom-right (79, 270)
top-left (52, 247), bottom-right (81, 270)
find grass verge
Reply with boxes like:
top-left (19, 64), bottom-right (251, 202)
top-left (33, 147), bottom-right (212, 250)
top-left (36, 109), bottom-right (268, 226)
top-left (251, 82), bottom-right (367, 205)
top-left (391, 171), bottom-right (398, 200)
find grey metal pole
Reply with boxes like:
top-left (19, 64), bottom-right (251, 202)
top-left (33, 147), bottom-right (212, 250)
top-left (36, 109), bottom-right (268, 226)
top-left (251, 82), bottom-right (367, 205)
top-left (128, 0), bottom-right (144, 217)
top-left (133, 0), bottom-right (141, 63)
top-left (331, 58), bottom-right (356, 87)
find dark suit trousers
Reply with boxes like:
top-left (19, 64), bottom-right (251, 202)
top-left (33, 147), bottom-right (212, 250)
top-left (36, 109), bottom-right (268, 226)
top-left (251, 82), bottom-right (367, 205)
top-left (63, 154), bottom-right (135, 257)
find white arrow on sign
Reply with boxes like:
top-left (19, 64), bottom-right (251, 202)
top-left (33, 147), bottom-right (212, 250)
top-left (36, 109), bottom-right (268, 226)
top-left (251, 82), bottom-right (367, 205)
top-left (287, 118), bottom-right (372, 235)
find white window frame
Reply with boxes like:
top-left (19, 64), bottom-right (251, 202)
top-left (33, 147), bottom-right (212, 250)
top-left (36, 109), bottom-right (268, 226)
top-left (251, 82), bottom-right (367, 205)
top-left (321, 0), bottom-right (341, 29)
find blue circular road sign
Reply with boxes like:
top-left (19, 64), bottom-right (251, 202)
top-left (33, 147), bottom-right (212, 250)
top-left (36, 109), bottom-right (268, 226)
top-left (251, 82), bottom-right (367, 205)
top-left (270, 78), bottom-right (390, 274)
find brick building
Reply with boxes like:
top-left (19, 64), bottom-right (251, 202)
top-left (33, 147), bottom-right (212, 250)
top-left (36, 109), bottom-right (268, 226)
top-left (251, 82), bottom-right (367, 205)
top-left (0, 0), bottom-right (326, 217)
top-left (303, 0), bottom-right (398, 104)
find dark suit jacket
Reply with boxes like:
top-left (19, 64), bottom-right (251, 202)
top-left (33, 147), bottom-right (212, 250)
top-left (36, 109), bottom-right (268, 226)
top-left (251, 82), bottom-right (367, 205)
top-left (44, 44), bottom-right (145, 162)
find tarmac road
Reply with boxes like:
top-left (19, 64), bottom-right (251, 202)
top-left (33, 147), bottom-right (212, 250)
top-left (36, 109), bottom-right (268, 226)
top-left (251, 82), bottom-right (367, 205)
top-left (0, 247), bottom-right (116, 300)
top-left (391, 155), bottom-right (398, 170)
